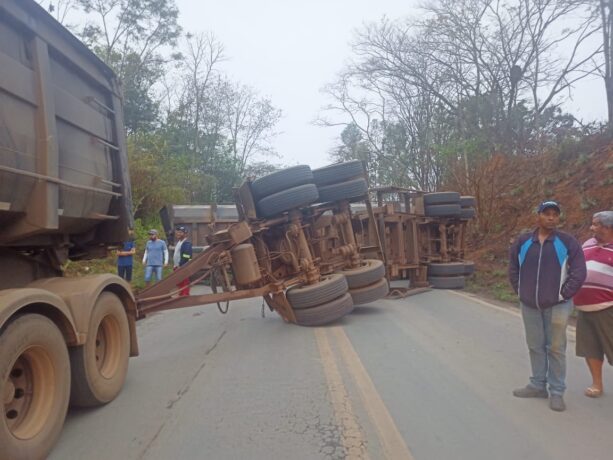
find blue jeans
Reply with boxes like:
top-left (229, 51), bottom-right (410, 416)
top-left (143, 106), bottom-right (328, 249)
top-left (520, 299), bottom-right (573, 395)
top-left (144, 265), bottom-right (163, 283)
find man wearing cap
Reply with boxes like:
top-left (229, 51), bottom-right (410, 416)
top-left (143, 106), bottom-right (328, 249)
top-left (173, 226), bottom-right (193, 296)
top-left (509, 200), bottom-right (586, 411)
top-left (143, 229), bottom-right (168, 287)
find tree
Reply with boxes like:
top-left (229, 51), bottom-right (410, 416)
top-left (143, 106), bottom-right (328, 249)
top-left (321, 0), bottom-right (602, 193)
top-left (160, 34), bottom-right (282, 202)
top-left (127, 133), bottom-right (187, 218)
top-left (37, 0), bottom-right (77, 24)
top-left (224, 82), bottom-right (281, 176)
top-left (76, 0), bottom-right (182, 132)
top-left (599, 0), bottom-right (613, 126)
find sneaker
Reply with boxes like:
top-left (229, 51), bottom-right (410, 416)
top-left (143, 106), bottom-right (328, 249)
top-left (512, 386), bottom-right (548, 398)
top-left (549, 394), bottom-right (566, 412)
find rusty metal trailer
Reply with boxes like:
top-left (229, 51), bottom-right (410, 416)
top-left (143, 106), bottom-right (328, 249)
top-left (352, 187), bottom-right (476, 291)
top-left (138, 161), bottom-right (388, 326)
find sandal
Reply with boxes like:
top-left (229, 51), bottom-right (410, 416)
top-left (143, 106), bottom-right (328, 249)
top-left (585, 387), bottom-right (603, 398)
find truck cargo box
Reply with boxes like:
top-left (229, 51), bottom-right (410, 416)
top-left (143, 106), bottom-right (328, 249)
top-left (0, 0), bottom-right (131, 258)
top-left (160, 204), bottom-right (239, 247)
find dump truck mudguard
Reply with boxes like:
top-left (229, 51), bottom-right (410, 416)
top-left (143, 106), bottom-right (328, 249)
top-left (27, 274), bottom-right (138, 356)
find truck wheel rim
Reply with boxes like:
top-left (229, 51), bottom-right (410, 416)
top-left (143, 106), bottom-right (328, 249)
top-left (96, 315), bottom-right (121, 379)
top-left (4, 347), bottom-right (55, 439)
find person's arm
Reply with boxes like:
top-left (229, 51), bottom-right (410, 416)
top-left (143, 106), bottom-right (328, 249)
top-left (508, 237), bottom-right (521, 294)
top-left (129, 244), bottom-right (136, 255)
top-left (561, 238), bottom-right (587, 299)
top-left (163, 242), bottom-right (169, 266)
top-left (142, 248), bottom-right (148, 265)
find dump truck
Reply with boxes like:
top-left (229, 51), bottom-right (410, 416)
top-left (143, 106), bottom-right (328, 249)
top-left (0, 1), bottom-right (136, 457)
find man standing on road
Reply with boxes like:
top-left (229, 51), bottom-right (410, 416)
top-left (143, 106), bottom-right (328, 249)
top-left (116, 228), bottom-right (135, 282)
top-left (173, 225), bottom-right (193, 296)
top-left (143, 229), bottom-right (168, 287)
top-left (509, 200), bottom-right (586, 412)
top-left (573, 211), bottom-right (613, 398)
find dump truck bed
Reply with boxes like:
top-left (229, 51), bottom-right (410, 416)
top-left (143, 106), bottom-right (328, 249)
top-left (0, 0), bottom-right (131, 255)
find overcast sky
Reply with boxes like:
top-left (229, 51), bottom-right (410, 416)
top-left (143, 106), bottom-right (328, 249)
top-left (174, 0), bottom-right (606, 168)
top-left (175, 0), bottom-right (423, 168)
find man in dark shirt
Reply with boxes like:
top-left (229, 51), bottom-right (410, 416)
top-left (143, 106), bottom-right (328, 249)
top-left (508, 200), bottom-right (587, 412)
top-left (117, 228), bottom-right (135, 282)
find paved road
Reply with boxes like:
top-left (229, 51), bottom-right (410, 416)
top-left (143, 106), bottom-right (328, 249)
top-left (50, 289), bottom-right (613, 460)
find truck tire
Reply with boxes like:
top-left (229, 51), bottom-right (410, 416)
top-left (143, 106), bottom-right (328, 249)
top-left (424, 204), bottom-right (461, 217)
top-left (0, 314), bottom-right (70, 460)
top-left (349, 277), bottom-right (389, 305)
top-left (317, 178), bottom-right (368, 203)
top-left (460, 196), bottom-right (476, 207)
top-left (69, 292), bottom-right (130, 407)
top-left (428, 275), bottom-right (466, 289)
top-left (251, 165), bottom-right (313, 200)
top-left (287, 274), bottom-right (348, 309)
top-left (423, 192), bottom-right (460, 205)
top-left (339, 259), bottom-right (386, 289)
top-left (293, 293), bottom-right (354, 326)
top-left (257, 184), bottom-right (319, 218)
top-left (427, 262), bottom-right (466, 277)
top-left (312, 160), bottom-right (364, 186)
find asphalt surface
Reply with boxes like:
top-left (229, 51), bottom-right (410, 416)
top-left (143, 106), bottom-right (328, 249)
top-left (50, 289), bottom-right (613, 460)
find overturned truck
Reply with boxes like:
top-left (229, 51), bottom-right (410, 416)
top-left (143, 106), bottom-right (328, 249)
top-left (139, 161), bottom-right (389, 326)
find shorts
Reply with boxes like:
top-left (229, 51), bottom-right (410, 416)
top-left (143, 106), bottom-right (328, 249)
top-left (576, 307), bottom-right (613, 365)
top-left (144, 265), bottom-right (163, 282)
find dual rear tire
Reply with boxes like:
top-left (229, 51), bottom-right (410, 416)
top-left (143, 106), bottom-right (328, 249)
top-left (337, 259), bottom-right (389, 305)
top-left (313, 161), bottom-right (368, 203)
top-left (0, 292), bottom-right (130, 459)
top-left (70, 292), bottom-right (130, 407)
top-left (251, 166), bottom-right (319, 218)
top-left (287, 274), bottom-right (354, 326)
top-left (426, 261), bottom-right (475, 289)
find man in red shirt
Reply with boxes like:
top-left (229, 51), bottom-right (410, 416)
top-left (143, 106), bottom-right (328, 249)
top-left (574, 211), bottom-right (613, 398)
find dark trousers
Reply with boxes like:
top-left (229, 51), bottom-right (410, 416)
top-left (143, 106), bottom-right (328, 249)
top-left (118, 265), bottom-right (133, 282)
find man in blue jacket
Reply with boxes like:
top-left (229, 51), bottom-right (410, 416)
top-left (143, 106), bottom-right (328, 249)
top-left (509, 200), bottom-right (586, 411)
top-left (173, 225), bottom-right (193, 296)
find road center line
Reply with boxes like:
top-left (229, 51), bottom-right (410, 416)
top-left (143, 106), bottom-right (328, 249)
top-left (330, 326), bottom-right (415, 460)
top-left (314, 328), bottom-right (369, 459)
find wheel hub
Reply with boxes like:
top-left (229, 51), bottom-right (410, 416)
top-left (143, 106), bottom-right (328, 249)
top-left (4, 356), bottom-right (33, 434)
top-left (95, 315), bottom-right (121, 379)
top-left (4, 348), bottom-right (55, 440)
top-left (3, 380), bottom-right (15, 405)
top-left (95, 323), bottom-right (108, 372)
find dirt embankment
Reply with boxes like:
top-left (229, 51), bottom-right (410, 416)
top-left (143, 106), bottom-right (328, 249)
top-left (457, 138), bottom-right (613, 302)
